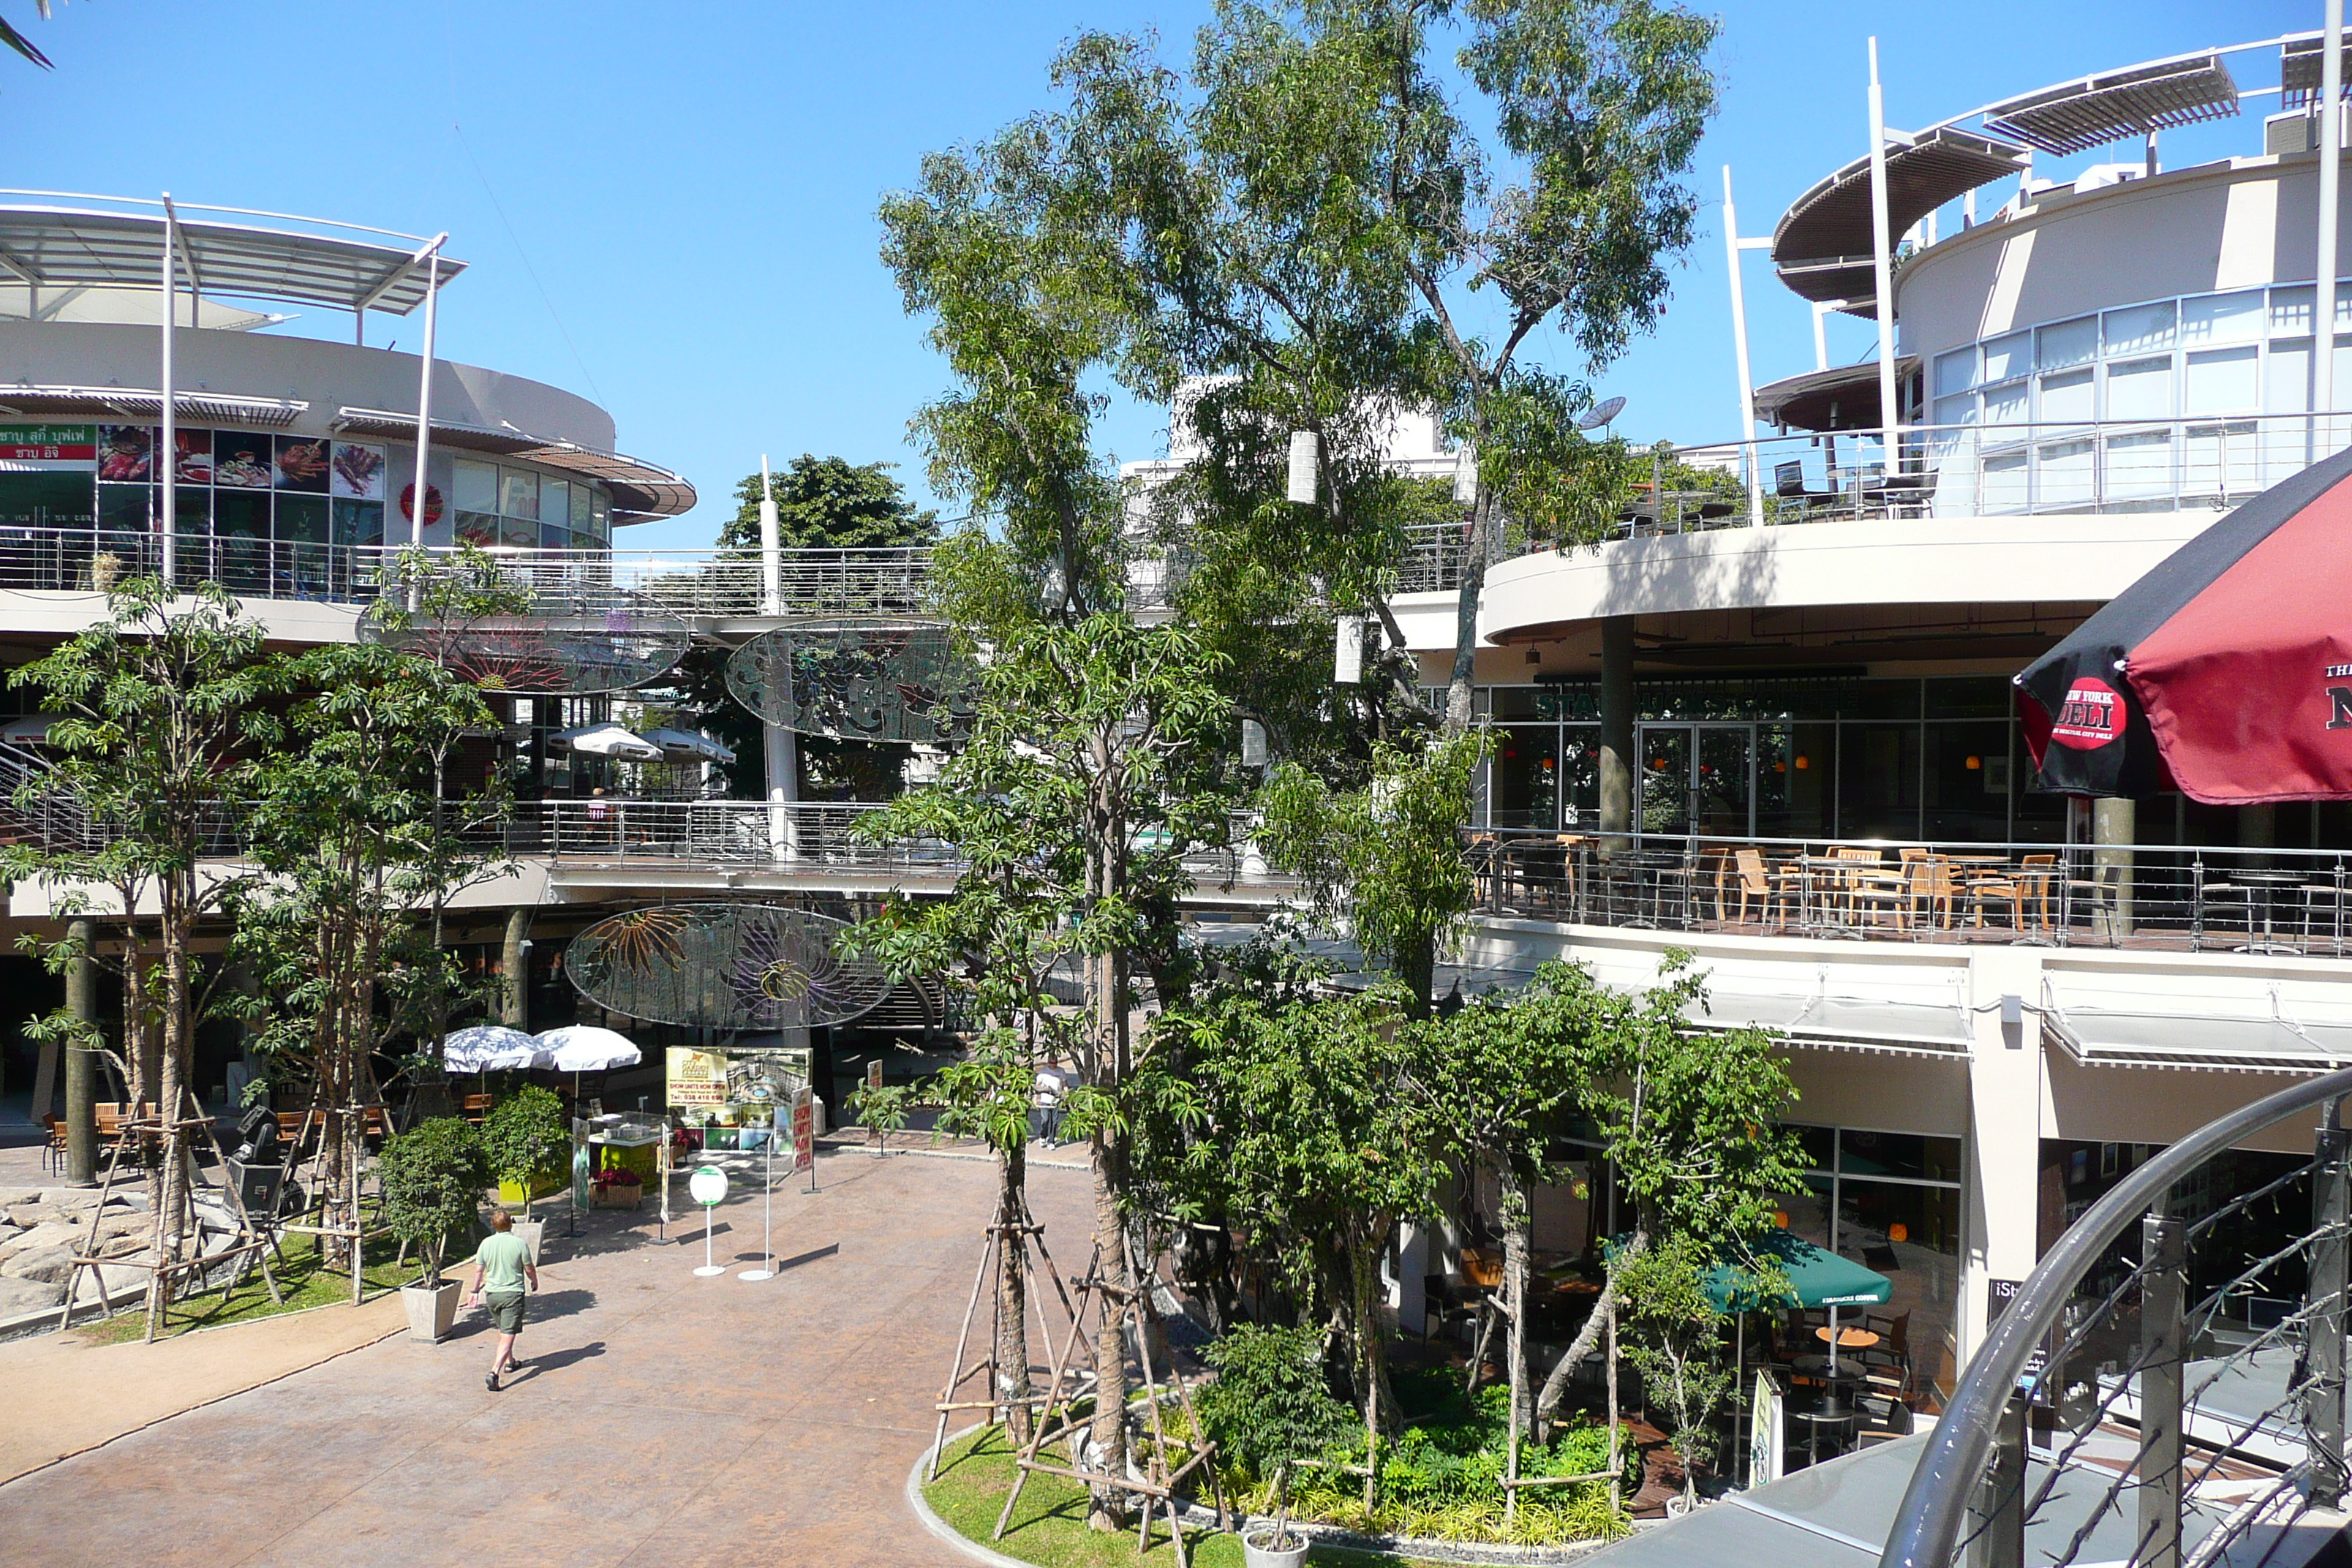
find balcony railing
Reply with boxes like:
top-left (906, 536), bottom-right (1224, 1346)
top-left (1879, 1066), bottom-right (2352, 1568)
top-left (1469, 829), bottom-right (2352, 959)
top-left (0, 530), bottom-right (936, 617)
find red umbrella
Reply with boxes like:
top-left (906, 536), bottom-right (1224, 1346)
top-left (2016, 445), bottom-right (2352, 802)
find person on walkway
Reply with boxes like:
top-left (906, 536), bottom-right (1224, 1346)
top-left (1031, 1068), bottom-right (1064, 1148)
top-left (465, 1210), bottom-right (538, 1391)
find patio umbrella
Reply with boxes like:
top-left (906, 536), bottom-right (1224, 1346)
top-left (1705, 1232), bottom-right (1893, 1428)
top-left (639, 726), bottom-right (736, 764)
top-left (552, 723), bottom-right (664, 762)
top-left (440, 1025), bottom-right (549, 1073)
top-left (535, 1025), bottom-right (643, 1107)
top-left (2016, 443), bottom-right (2352, 802)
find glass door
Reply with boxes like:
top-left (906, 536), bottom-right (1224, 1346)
top-left (1638, 723), bottom-right (1754, 839)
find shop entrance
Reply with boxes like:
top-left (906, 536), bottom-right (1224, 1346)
top-left (1637, 723), bottom-right (1757, 837)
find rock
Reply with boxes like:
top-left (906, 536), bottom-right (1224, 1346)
top-left (0, 1222), bottom-right (80, 1260)
top-left (92, 1262), bottom-right (148, 1300)
top-left (1, 1245), bottom-right (75, 1284)
top-left (0, 1188), bottom-right (42, 1208)
top-left (98, 1235), bottom-right (146, 1259)
top-left (0, 1276), bottom-right (66, 1316)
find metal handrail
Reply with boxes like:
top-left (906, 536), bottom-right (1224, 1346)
top-left (1877, 1066), bottom-right (2352, 1568)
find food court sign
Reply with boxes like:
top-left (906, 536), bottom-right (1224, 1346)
top-left (0, 424), bottom-right (97, 467)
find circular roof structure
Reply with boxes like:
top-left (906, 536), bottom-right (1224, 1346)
top-left (363, 577), bottom-right (690, 696)
top-left (724, 618), bottom-right (977, 745)
top-left (564, 904), bottom-right (889, 1033)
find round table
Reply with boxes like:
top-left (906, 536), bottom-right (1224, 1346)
top-left (1790, 1403), bottom-right (1858, 1466)
top-left (2223, 868), bottom-right (2311, 954)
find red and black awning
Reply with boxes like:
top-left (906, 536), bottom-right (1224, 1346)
top-left (2017, 445), bottom-right (2352, 802)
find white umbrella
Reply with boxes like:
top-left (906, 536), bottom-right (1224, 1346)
top-left (441, 1025), bottom-right (549, 1073)
top-left (535, 1025), bottom-right (642, 1073)
top-left (639, 726), bottom-right (737, 765)
top-left (552, 723), bottom-right (663, 761)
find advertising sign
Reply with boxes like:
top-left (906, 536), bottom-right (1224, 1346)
top-left (1749, 1370), bottom-right (1784, 1487)
top-left (867, 1057), bottom-right (883, 1094)
top-left (687, 1166), bottom-right (728, 1206)
top-left (0, 423), bottom-right (97, 467)
top-left (666, 1047), bottom-right (728, 1109)
top-left (791, 1087), bottom-right (815, 1174)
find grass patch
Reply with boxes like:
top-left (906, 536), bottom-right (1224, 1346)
top-left (78, 1230), bottom-right (421, 1345)
top-left (923, 1425), bottom-right (1451, 1568)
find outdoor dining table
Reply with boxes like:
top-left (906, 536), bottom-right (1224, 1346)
top-left (1812, 1324), bottom-right (1880, 1379)
top-left (2217, 867), bottom-right (2311, 955)
top-left (1794, 855), bottom-right (1904, 934)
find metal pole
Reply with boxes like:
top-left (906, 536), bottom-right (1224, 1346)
top-left (2320, 0), bottom-right (2345, 431)
top-left (2307, 1101), bottom-right (2351, 1507)
top-left (1966, 1390), bottom-right (2027, 1568)
top-left (65, 918), bottom-right (95, 1186)
top-left (1722, 166), bottom-right (1764, 527)
top-left (758, 454), bottom-right (782, 614)
top-left (410, 249), bottom-right (442, 551)
top-left (159, 194), bottom-right (177, 588)
top-left (1867, 39), bottom-right (1901, 478)
top-left (2136, 1206), bottom-right (2187, 1568)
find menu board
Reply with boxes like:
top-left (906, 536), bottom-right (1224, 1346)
top-left (666, 1047), bottom-right (728, 1109)
top-left (0, 424), bottom-right (97, 467)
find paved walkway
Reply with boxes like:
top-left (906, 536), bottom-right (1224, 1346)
top-left (0, 1143), bottom-right (1094, 1568)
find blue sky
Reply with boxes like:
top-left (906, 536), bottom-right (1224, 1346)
top-left (4, 1), bottom-right (2318, 548)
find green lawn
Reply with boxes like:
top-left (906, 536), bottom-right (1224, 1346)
top-left (923, 1425), bottom-right (1450, 1568)
top-left (78, 1230), bottom-right (421, 1344)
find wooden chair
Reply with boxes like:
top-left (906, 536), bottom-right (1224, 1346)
top-left (1729, 847), bottom-right (1798, 930)
top-left (1904, 856), bottom-right (1962, 933)
top-left (41, 1112), bottom-right (67, 1175)
top-left (462, 1093), bottom-right (492, 1127)
top-left (1969, 853), bottom-right (2057, 932)
top-left (1836, 846), bottom-right (1906, 930)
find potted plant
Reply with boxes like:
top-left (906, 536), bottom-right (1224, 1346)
top-left (379, 1116), bottom-right (490, 1343)
top-left (90, 551), bottom-right (121, 591)
top-left (845, 1079), bottom-right (913, 1156)
top-left (481, 1085), bottom-right (568, 1262)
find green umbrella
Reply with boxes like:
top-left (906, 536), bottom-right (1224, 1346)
top-left (1703, 1232), bottom-right (1892, 1314)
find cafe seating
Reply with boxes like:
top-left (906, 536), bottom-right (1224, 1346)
top-left (42, 1112), bottom-right (67, 1175)
top-left (1727, 847), bottom-right (1799, 930)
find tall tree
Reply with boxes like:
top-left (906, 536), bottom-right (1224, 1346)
top-left (4, 578), bottom-right (265, 1334)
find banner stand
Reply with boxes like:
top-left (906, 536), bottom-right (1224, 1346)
top-left (740, 1107), bottom-right (777, 1281)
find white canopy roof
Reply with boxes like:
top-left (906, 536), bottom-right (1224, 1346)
top-left (535, 1025), bottom-right (642, 1074)
top-left (640, 727), bottom-right (737, 764)
top-left (553, 724), bottom-right (663, 761)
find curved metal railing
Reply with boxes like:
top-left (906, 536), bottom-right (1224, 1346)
top-left (1880, 1066), bottom-right (2352, 1568)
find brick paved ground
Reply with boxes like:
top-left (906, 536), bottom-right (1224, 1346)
top-left (0, 1142), bottom-right (1096, 1568)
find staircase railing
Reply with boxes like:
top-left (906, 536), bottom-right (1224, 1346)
top-left (1879, 1066), bottom-right (2352, 1568)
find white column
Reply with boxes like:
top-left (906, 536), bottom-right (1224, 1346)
top-left (2320, 0), bottom-right (2345, 427)
top-left (1867, 38), bottom-right (1901, 475)
top-left (758, 453), bottom-right (783, 615)
top-left (1722, 166), bottom-right (1765, 527)
top-left (1959, 945), bottom-right (2046, 1371)
top-left (158, 193), bottom-right (176, 587)
top-left (410, 247), bottom-right (442, 554)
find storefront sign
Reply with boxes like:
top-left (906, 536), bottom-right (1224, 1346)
top-left (791, 1087), bottom-right (815, 1174)
top-left (867, 1058), bottom-right (883, 1094)
top-left (666, 1047), bottom-right (728, 1109)
top-left (1749, 1370), bottom-right (1784, 1487)
top-left (0, 423), bottom-right (97, 466)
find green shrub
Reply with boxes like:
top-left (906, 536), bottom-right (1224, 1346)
top-left (481, 1085), bottom-right (568, 1218)
top-left (379, 1117), bottom-right (490, 1287)
top-left (1194, 1323), bottom-right (1352, 1480)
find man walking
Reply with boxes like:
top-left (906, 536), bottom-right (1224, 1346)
top-left (465, 1210), bottom-right (538, 1391)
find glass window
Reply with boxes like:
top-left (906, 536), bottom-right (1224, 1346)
top-left (211, 489), bottom-right (268, 538)
top-left (2038, 436), bottom-right (2096, 508)
top-left (2103, 301), bottom-right (2176, 357)
top-left (1837, 1130), bottom-right (1963, 1183)
top-left (2104, 355), bottom-right (2171, 421)
top-left (331, 498), bottom-right (383, 547)
top-left (2269, 339), bottom-right (2313, 414)
top-left (2273, 284), bottom-right (2316, 337)
top-left (454, 511), bottom-right (498, 548)
top-left (570, 482), bottom-right (592, 530)
top-left (0, 470), bottom-right (95, 528)
top-left (1931, 393), bottom-right (1975, 430)
top-left (540, 478), bottom-right (570, 529)
top-left (2103, 428), bottom-right (2174, 502)
top-left (274, 492), bottom-right (327, 543)
top-left (97, 482), bottom-right (151, 532)
top-left (453, 459), bottom-right (498, 515)
top-left (1490, 725), bottom-right (1558, 830)
top-left (2184, 345), bottom-right (2259, 415)
top-left (500, 468), bottom-right (539, 521)
top-left (2182, 290), bottom-right (2264, 346)
top-left (2038, 366), bottom-right (2095, 424)
top-left (589, 489), bottom-right (611, 538)
top-left (2037, 314), bottom-right (2098, 369)
top-left (1980, 331), bottom-right (2029, 384)
top-left (1982, 450), bottom-right (2029, 511)
top-left (1933, 347), bottom-right (1977, 397)
top-left (329, 442), bottom-right (386, 501)
top-left (1981, 378), bottom-right (2029, 428)
top-left (1837, 723), bottom-right (1920, 838)
top-left (2339, 284), bottom-right (2352, 331)
top-left (272, 436), bottom-right (330, 493)
top-left (210, 431), bottom-right (272, 490)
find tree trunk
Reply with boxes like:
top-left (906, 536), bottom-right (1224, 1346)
top-left (1352, 1233), bottom-right (1385, 1513)
top-left (1498, 1160), bottom-right (1531, 1466)
top-left (995, 1140), bottom-right (1033, 1444)
top-left (147, 896), bottom-right (193, 1340)
top-left (1087, 1119), bottom-right (1131, 1530)
top-left (1534, 1228), bottom-right (1646, 1439)
top-left (1443, 486), bottom-right (1496, 734)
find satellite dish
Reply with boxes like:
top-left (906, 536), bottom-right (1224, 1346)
top-left (1578, 396), bottom-right (1627, 431)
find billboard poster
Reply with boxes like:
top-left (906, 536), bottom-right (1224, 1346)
top-left (666, 1046), bottom-right (728, 1109)
top-left (97, 425), bottom-right (153, 482)
top-left (0, 423), bottom-right (97, 467)
top-left (331, 441), bottom-right (386, 500)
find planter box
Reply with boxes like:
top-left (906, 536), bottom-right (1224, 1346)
top-left (402, 1279), bottom-right (461, 1343)
top-left (495, 1172), bottom-right (563, 1204)
top-left (592, 1183), bottom-right (642, 1210)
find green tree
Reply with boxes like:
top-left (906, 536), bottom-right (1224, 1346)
top-left (5, 578), bottom-right (265, 1336)
top-left (379, 1117), bottom-right (491, 1289)
top-left (481, 1085), bottom-right (570, 1221)
top-left (1530, 957), bottom-right (1806, 1436)
top-left (1257, 731), bottom-right (1485, 1011)
top-left (228, 639), bottom-right (510, 1270)
top-left (1614, 1233), bottom-right (1735, 1505)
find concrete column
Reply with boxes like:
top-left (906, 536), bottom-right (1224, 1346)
top-left (2240, 804), bottom-right (2276, 866)
top-left (500, 907), bottom-right (532, 1031)
top-left (1960, 945), bottom-right (2046, 1371)
top-left (65, 918), bottom-right (97, 1186)
top-left (2092, 797), bottom-right (2135, 938)
top-left (1598, 617), bottom-right (1635, 853)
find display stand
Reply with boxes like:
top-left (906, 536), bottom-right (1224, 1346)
top-left (739, 1112), bottom-right (776, 1281)
top-left (992, 1242), bottom-right (1229, 1567)
top-left (689, 1164), bottom-right (727, 1276)
top-left (927, 1189), bottom-right (1092, 1480)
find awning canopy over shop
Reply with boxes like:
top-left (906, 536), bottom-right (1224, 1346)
top-left (2043, 1002), bottom-right (2352, 1072)
top-left (1703, 1233), bottom-right (1893, 1313)
top-left (1696, 989), bottom-right (1973, 1058)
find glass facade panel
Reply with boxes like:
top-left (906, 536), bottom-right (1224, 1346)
top-left (499, 467), bottom-right (539, 521)
top-left (1924, 721), bottom-right (2013, 840)
top-left (2267, 339), bottom-right (2314, 415)
top-left (2037, 314), bottom-right (2097, 369)
top-left (331, 498), bottom-right (383, 546)
top-left (1697, 726), bottom-right (1752, 836)
top-left (1558, 724), bottom-right (1600, 828)
top-left (2272, 284), bottom-right (2316, 337)
top-left (1490, 725), bottom-right (1556, 829)
top-left (2101, 300), bottom-right (2175, 356)
top-left (1838, 723), bottom-right (1919, 840)
top-left (2104, 355), bottom-right (2171, 421)
top-left (1980, 331), bottom-right (2029, 383)
top-left (1981, 379), bottom-right (2029, 429)
top-left (540, 478), bottom-right (570, 527)
top-left (2184, 345), bottom-right (2259, 414)
top-left (1981, 450), bottom-right (2029, 510)
top-left (2103, 428), bottom-right (2173, 502)
top-left (570, 482), bottom-right (592, 529)
top-left (453, 459), bottom-right (498, 515)
top-left (2180, 289), bottom-right (2264, 346)
top-left (1931, 393), bottom-right (1974, 430)
top-left (2037, 366), bottom-right (2095, 423)
top-left (2037, 436), bottom-right (2096, 506)
top-left (1639, 727), bottom-right (1693, 834)
top-left (0, 470), bottom-right (95, 527)
top-left (1933, 347), bottom-right (1976, 397)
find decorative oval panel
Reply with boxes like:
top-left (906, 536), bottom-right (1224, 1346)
top-left (564, 903), bottom-right (887, 1032)
top-left (723, 617), bottom-right (976, 744)
top-left (364, 578), bottom-right (690, 696)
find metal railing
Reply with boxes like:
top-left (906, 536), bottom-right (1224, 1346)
top-left (1469, 829), bottom-right (2352, 958)
top-left (0, 529), bottom-right (937, 618)
top-left (1879, 1067), bottom-right (2352, 1568)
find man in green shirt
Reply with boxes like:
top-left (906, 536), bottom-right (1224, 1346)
top-left (465, 1210), bottom-right (539, 1391)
